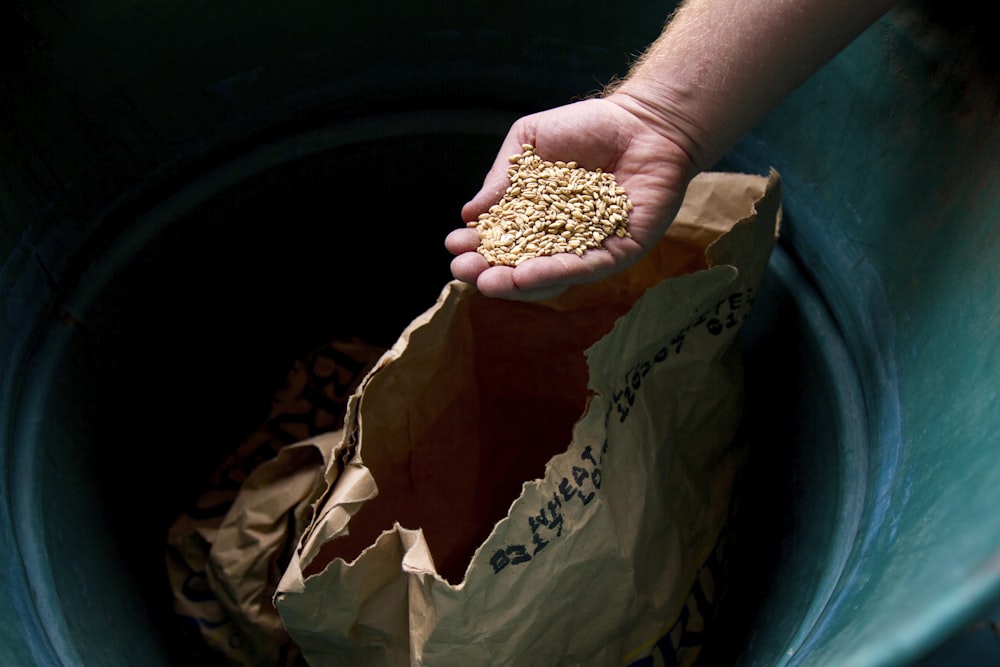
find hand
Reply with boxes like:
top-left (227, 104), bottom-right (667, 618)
top-left (445, 95), bottom-right (697, 301)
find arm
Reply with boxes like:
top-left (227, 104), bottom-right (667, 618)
top-left (447, 0), bottom-right (899, 301)
top-left (609, 0), bottom-right (900, 172)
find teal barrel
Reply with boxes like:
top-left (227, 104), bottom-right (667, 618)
top-left (1, 1), bottom-right (996, 665)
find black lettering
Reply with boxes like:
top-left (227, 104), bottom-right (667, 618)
top-left (624, 386), bottom-right (636, 406)
top-left (728, 291), bottom-right (743, 312)
top-left (547, 495), bottom-right (564, 537)
top-left (670, 331), bottom-right (686, 354)
top-left (617, 403), bottom-right (630, 423)
top-left (490, 549), bottom-right (510, 573)
top-left (558, 477), bottom-right (577, 502)
top-left (507, 544), bottom-right (531, 565)
top-left (181, 572), bottom-right (216, 603)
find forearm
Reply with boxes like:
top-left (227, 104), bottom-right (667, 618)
top-left (609, 0), bottom-right (898, 171)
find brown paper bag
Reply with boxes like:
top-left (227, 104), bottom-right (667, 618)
top-left (274, 170), bottom-right (781, 666)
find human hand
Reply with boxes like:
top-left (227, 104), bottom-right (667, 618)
top-left (445, 95), bottom-right (697, 301)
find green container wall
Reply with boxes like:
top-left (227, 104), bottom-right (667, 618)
top-left (1, 1), bottom-right (998, 665)
top-left (727, 4), bottom-right (1000, 664)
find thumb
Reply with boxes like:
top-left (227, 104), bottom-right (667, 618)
top-left (462, 133), bottom-right (535, 222)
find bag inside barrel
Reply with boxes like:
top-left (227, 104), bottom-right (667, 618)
top-left (293, 170), bottom-right (778, 586)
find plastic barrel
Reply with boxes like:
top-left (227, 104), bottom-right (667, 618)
top-left (1, 1), bottom-right (997, 665)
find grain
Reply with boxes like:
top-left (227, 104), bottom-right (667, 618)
top-left (470, 144), bottom-right (633, 267)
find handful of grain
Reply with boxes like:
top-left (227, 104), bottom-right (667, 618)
top-left (471, 144), bottom-right (633, 267)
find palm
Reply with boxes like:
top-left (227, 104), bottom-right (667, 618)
top-left (447, 98), bottom-right (694, 301)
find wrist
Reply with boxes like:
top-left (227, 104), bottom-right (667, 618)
top-left (603, 86), bottom-right (708, 177)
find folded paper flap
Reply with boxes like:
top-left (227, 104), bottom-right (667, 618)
top-left (276, 524), bottom-right (433, 659)
top-left (671, 170), bottom-right (773, 239)
top-left (297, 460), bottom-right (380, 573)
top-left (294, 357), bottom-right (394, 547)
top-left (705, 168), bottom-right (782, 277)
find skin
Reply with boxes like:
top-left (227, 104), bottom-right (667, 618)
top-left (446, 0), bottom-right (900, 301)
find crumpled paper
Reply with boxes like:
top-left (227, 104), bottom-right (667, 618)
top-left (165, 337), bottom-right (385, 665)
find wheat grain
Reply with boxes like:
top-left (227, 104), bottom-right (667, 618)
top-left (470, 144), bottom-right (633, 267)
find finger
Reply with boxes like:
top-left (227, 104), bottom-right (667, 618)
top-left (461, 133), bottom-right (533, 221)
top-left (483, 284), bottom-right (569, 302)
top-left (472, 253), bottom-right (601, 302)
top-left (473, 265), bottom-right (515, 296)
top-left (461, 170), bottom-right (507, 221)
top-left (444, 227), bottom-right (481, 255)
top-left (508, 248), bottom-right (622, 292)
top-left (474, 266), bottom-right (568, 302)
top-left (450, 251), bottom-right (490, 285)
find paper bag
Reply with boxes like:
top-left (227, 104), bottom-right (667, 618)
top-left (274, 170), bottom-right (781, 666)
top-left (204, 430), bottom-right (339, 665)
